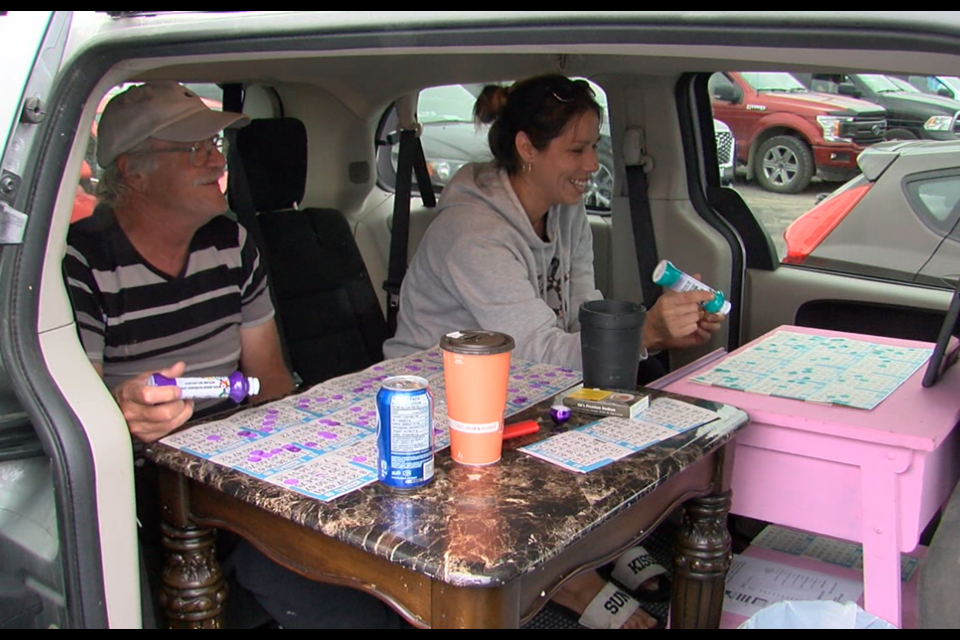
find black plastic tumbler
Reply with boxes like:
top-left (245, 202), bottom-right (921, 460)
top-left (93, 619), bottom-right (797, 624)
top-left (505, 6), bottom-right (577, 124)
top-left (579, 299), bottom-right (646, 391)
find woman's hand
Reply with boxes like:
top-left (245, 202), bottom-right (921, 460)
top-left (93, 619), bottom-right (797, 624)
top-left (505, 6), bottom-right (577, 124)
top-left (642, 281), bottom-right (724, 352)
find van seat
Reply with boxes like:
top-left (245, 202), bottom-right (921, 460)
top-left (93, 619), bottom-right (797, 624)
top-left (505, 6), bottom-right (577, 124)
top-left (231, 118), bottom-right (387, 385)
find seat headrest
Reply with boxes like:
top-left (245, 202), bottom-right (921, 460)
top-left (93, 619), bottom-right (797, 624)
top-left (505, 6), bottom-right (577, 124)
top-left (231, 118), bottom-right (308, 212)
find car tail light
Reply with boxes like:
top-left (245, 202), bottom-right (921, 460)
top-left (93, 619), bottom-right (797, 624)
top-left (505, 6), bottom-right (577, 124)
top-left (783, 183), bottom-right (872, 264)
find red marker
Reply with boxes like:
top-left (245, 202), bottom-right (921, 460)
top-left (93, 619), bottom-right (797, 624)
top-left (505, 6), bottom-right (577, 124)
top-left (502, 420), bottom-right (540, 440)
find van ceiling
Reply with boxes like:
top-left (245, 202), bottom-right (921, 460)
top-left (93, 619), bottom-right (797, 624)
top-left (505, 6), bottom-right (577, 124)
top-left (134, 40), bottom-right (960, 114)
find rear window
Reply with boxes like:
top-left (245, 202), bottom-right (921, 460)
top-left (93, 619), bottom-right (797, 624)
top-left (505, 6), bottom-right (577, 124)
top-left (907, 173), bottom-right (960, 229)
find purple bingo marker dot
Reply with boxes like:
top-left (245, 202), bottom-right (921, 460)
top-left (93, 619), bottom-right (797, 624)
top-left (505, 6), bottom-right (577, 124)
top-left (316, 397), bottom-right (329, 404)
top-left (284, 445), bottom-right (301, 452)
top-left (350, 407), bottom-right (363, 413)
top-left (333, 394), bottom-right (344, 400)
top-left (284, 479), bottom-right (299, 486)
top-left (352, 456), bottom-right (368, 463)
top-left (248, 456), bottom-right (262, 463)
top-left (207, 435), bottom-right (222, 442)
top-left (318, 432), bottom-right (338, 440)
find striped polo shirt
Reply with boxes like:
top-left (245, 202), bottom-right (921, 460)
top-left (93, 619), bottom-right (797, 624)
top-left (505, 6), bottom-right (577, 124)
top-left (64, 209), bottom-right (275, 403)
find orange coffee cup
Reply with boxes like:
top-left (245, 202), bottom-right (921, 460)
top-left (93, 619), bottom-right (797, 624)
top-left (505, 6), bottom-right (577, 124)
top-left (440, 330), bottom-right (516, 466)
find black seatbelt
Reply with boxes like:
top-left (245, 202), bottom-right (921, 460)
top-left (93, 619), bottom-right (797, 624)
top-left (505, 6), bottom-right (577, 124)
top-left (222, 84), bottom-right (256, 221)
top-left (626, 161), bottom-right (672, 375)
top-left (222, 84), bottom-right (294, 374)
top-left (223, 84), bottom-right (274, 289)
top-left (626, 163), bottom-right (661, 310)
top-left (384, 127), bottom-right (436, 336)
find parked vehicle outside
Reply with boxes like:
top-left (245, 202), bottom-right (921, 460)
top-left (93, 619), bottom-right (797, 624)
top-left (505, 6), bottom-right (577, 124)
top-left (796, 73), bottom-right (960, 142)
top-left (714, 118), bottom-right (736, 186)
top-left (709, 71), bottom-right (887, 194)
top-left (784, 139), bottom-right (960, 285)
top-left (905, 75), bottom-right (960, 102)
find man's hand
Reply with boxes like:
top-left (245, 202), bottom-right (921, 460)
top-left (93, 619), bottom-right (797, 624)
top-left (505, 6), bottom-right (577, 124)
top-left (105, 361), bottom-right (194, 443)
top-left (642, 280), bottom-right (724, 352)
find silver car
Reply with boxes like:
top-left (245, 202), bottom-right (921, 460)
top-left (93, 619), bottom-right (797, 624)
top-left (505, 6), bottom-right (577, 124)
top-left (784, 139), bottom-right (960, 286)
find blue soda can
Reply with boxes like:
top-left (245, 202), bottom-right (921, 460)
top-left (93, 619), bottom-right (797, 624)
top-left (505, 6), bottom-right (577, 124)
top-left (376, 376), bottom-right (435, 489)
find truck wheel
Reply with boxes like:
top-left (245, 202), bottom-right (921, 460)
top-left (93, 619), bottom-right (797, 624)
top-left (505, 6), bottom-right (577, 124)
top-left (755, 135), bottom-right (814, 194)
top-left (884, 128), bottom-right (917, 141)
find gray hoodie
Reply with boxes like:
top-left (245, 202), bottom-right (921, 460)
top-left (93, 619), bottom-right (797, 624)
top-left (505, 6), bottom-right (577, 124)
top-left (384, 162), bottom-right (602, 369)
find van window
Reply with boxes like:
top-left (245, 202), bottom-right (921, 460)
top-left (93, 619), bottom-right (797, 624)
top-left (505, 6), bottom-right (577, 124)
top-left (705, 68), bottom-right (960, 286)
top-left (377, 80), bottom-right (614, 212)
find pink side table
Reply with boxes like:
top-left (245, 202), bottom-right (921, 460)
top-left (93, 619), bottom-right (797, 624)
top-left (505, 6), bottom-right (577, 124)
top-left (657, 326), bottom-right (960, 627)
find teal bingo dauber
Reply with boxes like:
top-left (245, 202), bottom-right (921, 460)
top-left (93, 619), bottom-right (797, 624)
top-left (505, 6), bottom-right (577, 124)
top-left (653, 260), bottom-right (732, 316)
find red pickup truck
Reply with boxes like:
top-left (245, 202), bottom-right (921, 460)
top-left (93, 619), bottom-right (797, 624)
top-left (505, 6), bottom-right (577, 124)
top-left (710, 72), bottom-right (888, 193)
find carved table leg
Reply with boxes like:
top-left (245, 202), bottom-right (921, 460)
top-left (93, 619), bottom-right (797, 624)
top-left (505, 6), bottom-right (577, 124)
top-left (159, 521), bottom-right (228, 629)
top-left (671, 490), bottom-right (733, 629)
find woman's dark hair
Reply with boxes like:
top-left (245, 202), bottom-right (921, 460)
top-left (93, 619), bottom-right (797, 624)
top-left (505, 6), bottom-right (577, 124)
top-left (474, 75), bottom-right (603, 175)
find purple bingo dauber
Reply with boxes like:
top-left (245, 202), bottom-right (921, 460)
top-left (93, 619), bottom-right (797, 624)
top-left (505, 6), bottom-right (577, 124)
top-left (550, 403), bottom-right (572, 425)
top-left (148, 371), bottom-right (260, 403)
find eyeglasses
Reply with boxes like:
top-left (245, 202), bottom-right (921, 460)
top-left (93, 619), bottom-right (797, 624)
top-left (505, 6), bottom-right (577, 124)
top-left (550, 79), bottom-right (595, 104)
top-left (134, 135), bottom-right (225, 167)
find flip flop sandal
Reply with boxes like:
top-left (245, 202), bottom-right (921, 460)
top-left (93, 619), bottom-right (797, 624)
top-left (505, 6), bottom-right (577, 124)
top-left (576, 581), bottom-right (664, 629)
top-left (611, 545), bottom-right (672, 603)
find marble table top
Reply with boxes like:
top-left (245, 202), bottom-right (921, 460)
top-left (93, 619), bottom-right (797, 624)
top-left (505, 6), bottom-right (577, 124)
top-left (148, 389), bottom-right (747, 588)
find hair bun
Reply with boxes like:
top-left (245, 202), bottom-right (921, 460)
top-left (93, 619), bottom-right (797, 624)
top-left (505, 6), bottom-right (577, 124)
top-left (473, 85), bottom-right (510, 125)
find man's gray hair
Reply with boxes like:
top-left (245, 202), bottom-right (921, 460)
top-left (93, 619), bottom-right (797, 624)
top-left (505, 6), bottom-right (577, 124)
top-left (95, 139), bottom-right (159, 208)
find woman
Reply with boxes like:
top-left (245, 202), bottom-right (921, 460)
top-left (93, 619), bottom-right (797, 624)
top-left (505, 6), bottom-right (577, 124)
top-left (385, 75), bottom-right (722, 629)
top-left (385, 75), bottom-right (719, 371)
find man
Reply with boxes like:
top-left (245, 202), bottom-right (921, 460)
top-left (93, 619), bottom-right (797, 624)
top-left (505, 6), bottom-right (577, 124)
top-left (65, 81), bottom-right (294, 441)
top-left (64, 82), bottom-right (400, 628)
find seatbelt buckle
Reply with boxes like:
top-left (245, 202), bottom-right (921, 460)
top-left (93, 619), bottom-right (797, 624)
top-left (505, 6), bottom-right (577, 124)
top-left (383, 281), bottom-right (401, 309)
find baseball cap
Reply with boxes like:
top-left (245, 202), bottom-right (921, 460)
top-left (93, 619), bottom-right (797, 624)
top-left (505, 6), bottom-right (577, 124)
top-left (96, 82), bottom-right (250, 167)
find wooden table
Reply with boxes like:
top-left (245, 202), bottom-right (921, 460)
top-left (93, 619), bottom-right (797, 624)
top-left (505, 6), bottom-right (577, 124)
top-left (148, 389), bottom-right (747, 629)
top-left (660, 326), bottom-right (960, 628)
